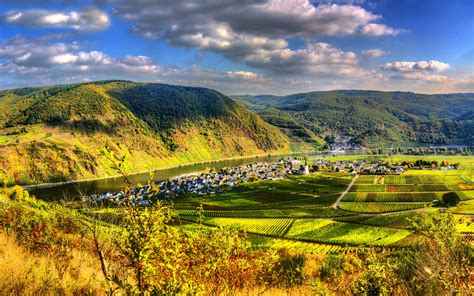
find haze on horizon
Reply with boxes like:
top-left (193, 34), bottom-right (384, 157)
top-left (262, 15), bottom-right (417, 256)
top-left (0, 0), bottom-right (473, 95)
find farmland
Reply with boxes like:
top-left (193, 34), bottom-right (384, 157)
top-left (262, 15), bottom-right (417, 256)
top-left (175, 155), bottom-right (474, 253)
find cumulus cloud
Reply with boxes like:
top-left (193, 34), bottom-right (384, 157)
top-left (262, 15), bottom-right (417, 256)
top-left (113, 0), bottom-right (399, 38)
top-left (110, 0), bottom-right (399, 76)
top-left (0, 36), bottom-right (161, 86)
top-left (363, 48), bottom-right (389, 58)
top-left (381, 60), bottom-right (451, 82)
top-left (382, 60), bottom-right (450, 73)
top-left (359, 23), bottom-right (400, 36)
top-left (0, 35), bottom-right (384, 95)
top-left (3, 6), bottom-right (109, 31)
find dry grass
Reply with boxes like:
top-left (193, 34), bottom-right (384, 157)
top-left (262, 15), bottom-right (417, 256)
top-left (0, 231), bottom-right (106, 295)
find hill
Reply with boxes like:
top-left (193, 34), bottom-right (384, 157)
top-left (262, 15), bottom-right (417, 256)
top-left (0, 81), bottom-right (290, 185)
top-left (232, 90), bottom-right (474, 148)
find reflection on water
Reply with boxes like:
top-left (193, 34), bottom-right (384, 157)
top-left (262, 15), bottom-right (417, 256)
top-left (27, 150), bottom-right (365, 201)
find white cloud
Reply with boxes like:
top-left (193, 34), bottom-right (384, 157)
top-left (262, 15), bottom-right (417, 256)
top-left (3, 6), bottom-right (109, 31)
top-left (113, 1), bottom-right (399, 38)
top-left (0, 36), bottom-right (162, 85)
top-left (50, 53), bottom-right (78, 64)
top-left (382, 60), bottom-right (450, 73)
top-left (359, 23), bottom-right (400, 36)
top-left (1, 34), bottom-right (472, 95)
top-left (363, 48), bottom-right (389, 58)
top-left (381, 60), bottom-right (452, 82)
top-left (111, 0), bottom-right (400, 76)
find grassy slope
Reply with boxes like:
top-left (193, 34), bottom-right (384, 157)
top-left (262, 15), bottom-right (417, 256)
top-left (232, 91), bottom-right (474, 147)
top-left (0, 81), bottom-right (290, 185)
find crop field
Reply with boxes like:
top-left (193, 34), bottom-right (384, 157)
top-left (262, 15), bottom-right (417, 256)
top-left (454, 215), bottom-right (474, 233)
top-left (448, 200), bottom-right (474, 215)
top-left (176, 207), bottom-right (351, 218)
top-left (249, 236), bottom-right (361, 254)
top-left (345, 161), bottom-right (473, 214)
top-left (197, 217), bottom-right (294, 236)
top-left (338, 202), bottom-right (428, 213)
top-left (285, 219), bottom-right (411, 245)
top-left (343, 192), bottom-right (439, 202)
top-left (183, 216), bottom-right (411, 246)
top-left (348, 184), bottom-right (470, 192)
top-left (174, 156), bottom-right (473, 253)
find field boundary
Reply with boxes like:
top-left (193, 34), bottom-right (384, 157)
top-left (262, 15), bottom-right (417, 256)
top-left (332, 174), bottom-right (358, 209)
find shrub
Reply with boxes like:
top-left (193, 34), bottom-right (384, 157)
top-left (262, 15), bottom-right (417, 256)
top-left (319, 254), bottom-right (344, 281)
top-left (402, 214), bottom-right (472, 294)
top-left (8, 185), bottom-right (29, 200)
top-left (442, 192), bottom-right (460, 207)
top-left (272, 250), bottom-right (306, 288)
top-left (350, 253), bottom-right (399, 296)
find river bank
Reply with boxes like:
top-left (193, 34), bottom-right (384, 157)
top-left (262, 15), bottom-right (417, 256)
top-left (23, 150), bottom-right (312, 191)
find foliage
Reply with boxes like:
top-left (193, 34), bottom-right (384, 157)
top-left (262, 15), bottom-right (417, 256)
top-left (0, 80), bottom-right (289, 185)
top-left (399, 213), bottom-right (473, 294)
top-left (234, 90), bottom-right (474, 146)
top-left (272, 250), bottom-right (307, 288)
top-left (319, 254), bottom-right (344, 280)
top-left (350, 252), bottom-right (401, 296)
top-left (443, 191), bottom-right (461, 206)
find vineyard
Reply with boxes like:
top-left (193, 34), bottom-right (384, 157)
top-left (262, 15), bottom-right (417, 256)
top-left (199, 217), bottom-right (294, 236)
top-left (338, 202), bottom-right (428, 213)
top-left (179, 216), bottom-right (412, 246)
top-left (172, 156), bottom-right (474, 253)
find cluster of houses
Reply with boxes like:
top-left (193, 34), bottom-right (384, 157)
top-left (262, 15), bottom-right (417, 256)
top-left (92, 156), bottom-right (456, 204)
top-left (310, 159), bottom-right (367, 173)
top-left (358, 162), bottom-right (405, 175)
top-left (93, 159), bottom-right (310, 203)
top-left (310, 158), bottom-right (408, 175)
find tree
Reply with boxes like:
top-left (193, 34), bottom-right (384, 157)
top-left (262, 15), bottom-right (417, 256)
top-left (442, 192), bottom-right (460, 207)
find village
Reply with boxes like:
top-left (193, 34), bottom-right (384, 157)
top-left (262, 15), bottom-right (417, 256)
top-left (93, 158), bottom-right (366, 203)
top-left (93, 157), bottom-right (459, 203)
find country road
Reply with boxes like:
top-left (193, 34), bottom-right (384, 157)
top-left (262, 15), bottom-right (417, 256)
top-left (332, 174), bottom-right (359, 209)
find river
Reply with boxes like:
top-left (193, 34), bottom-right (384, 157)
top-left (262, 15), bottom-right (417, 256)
top-left (27, 153), bottom-right (322, 201)
top-left (27, 145), bottom-right (465, 201)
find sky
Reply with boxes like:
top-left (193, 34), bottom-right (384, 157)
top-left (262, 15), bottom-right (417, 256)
top-left (0, 0), bottom-right (473, 95)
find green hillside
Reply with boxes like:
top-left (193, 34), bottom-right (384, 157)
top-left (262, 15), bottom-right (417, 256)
top-left (0, 81), bottom-right (290, 185)
top-left (232, 90), bottom-right (474, 147)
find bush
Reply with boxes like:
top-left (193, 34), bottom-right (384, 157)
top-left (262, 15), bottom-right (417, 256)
top-left (319, 254), bottom-right (344, 280)
top-left (8, 185), bottom-right (29, 200)
top-left (401, 214), bottom-right (472, 294)
top-left (350, 253), bottom-right (399, 296)
top-left (272, 250), bottom-right (306, 288)
top-left (442, 192), bottom-right (460, 207)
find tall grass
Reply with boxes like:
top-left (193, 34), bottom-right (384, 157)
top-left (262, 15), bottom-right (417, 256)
top-left (0, 231), bottom-right (106, 295)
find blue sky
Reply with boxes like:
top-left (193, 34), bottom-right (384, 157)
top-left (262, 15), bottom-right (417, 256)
top-left (0, 0), bottom-right (473, 94)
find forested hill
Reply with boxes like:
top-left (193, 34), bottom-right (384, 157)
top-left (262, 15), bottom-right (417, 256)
top-left (0, 81), bottom-right (289, 185)
top-left (232, 90), bottom-right (474, 147)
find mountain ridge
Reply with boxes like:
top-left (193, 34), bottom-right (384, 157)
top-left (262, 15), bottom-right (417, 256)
top-left (232, 90), bottom-right (474, 147)
top-left (0, 80), bottom-right (291, 186)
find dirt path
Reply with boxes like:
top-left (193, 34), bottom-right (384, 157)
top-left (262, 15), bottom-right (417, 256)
top-left (332, 174), bottom-right (358, 209)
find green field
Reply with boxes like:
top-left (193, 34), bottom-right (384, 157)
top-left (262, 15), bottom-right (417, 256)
top-left (338, 202), bottom-right (428, 213)
top-left (173, 155), bottom-right (473, 253)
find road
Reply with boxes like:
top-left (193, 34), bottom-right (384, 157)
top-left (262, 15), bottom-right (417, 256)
top-left (332, 174), bottom-right (358, 209)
